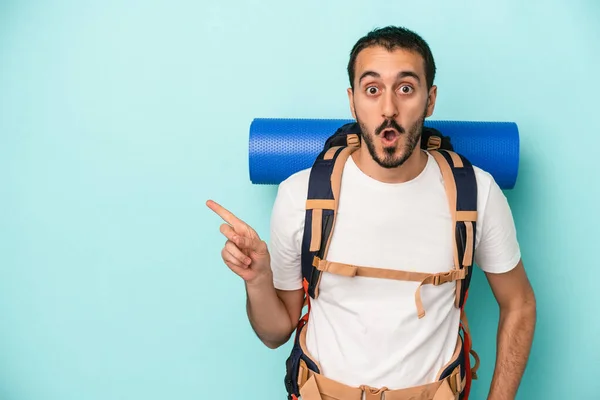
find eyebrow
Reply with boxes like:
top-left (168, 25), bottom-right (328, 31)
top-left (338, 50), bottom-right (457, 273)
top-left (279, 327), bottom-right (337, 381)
top-left (358, 70), bottom-right (421, 85)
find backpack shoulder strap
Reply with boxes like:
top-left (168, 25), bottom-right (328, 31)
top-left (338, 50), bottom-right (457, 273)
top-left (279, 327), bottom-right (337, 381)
top-left (429, 149), bottom-right (478, 308)
top-left (300, 134), bottom-right (359, 299)
top-left (429, 149), bottom-right (481, 398)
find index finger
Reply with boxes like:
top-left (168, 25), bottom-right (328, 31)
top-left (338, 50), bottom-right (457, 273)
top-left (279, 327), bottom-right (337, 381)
top-left (206, 199), bottom-right (245, 228)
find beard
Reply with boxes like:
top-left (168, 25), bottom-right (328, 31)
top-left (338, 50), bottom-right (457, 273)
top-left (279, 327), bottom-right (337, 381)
top-left (357, 106), bottom-right (427, 169)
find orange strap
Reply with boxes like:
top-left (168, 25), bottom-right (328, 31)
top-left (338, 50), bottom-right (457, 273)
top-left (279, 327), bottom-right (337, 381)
top-left (463, 220), bottom-right (475, 267)
top-left (414, 269), bottom-right (466, 318)
top-left (322, 146), bottom-right (357, 259)
top-left (313, 257), bottom-right (465, 318)
top-left (305, 146), bottom-right (359, 299)
top-left (429, 151), bottom-right (459, 268)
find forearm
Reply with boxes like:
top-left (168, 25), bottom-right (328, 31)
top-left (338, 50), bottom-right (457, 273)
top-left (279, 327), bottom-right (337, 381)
top-left (487, 301), bottom-right (537, 400)
top-left (245, 273), bottom-right (295, 349)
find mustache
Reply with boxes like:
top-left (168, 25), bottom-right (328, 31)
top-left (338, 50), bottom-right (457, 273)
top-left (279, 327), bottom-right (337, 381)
top-left (375, 119), bottom-right (405, 136)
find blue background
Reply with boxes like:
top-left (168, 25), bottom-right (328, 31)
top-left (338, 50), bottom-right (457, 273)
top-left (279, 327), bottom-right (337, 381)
top-left (1, 1), bottom-right (598, 399)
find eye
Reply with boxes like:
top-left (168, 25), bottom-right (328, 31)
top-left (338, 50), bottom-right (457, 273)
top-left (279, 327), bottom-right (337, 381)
top-left (399, 85), bottom-right (413, 94)
top-left (366, 86), bottom-right (379, 95)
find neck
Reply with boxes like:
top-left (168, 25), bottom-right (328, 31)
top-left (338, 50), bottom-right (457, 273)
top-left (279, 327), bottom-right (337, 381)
top-left (351, 146), bottom-right (428, 184)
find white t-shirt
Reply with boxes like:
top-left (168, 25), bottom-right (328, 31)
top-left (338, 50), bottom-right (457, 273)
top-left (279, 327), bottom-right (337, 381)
top-left (269, 150), bottom-right (521, 390)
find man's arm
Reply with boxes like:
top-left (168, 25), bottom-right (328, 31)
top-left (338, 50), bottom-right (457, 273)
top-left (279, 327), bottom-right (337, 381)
top-left (484, 259), bottom-right (536, 400)
top-left (206, 199), bottom-right (305, 350)
top-left (245, 171), bottom-right (307, 349)
top-left (245, 278), bottom-right (304, 349)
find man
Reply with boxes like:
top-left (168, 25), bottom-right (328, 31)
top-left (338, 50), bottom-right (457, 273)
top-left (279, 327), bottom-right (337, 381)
top-left (207, 26), bottom-right (536, 400)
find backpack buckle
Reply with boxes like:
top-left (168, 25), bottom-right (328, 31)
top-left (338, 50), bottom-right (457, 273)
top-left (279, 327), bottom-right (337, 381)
top-left (427, 135), bottom-right (442, 150)
top-left (432, 271), bottom-right (453, 286)
top-left (346, 134), bottom-right (360, 147)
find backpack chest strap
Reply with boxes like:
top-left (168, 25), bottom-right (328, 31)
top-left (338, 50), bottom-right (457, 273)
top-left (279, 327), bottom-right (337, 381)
top-left (312, 256), bottom-right (466, 318)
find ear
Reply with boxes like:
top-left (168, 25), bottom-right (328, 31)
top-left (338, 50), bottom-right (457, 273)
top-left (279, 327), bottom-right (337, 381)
top-left (347, 87), bottom-right (357, 120)
top-left (425, 85), bottom-right (437, 118)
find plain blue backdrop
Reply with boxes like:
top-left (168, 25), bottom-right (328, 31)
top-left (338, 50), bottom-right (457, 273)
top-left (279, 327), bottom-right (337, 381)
top-left (1, 1), bottom-right (599, 399)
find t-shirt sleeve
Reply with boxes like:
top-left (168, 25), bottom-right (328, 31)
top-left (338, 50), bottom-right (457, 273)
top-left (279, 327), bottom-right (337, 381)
top-left (269, 179), bottom-right (305, 291)
top-left (474, 174), bottom-right (522, 274)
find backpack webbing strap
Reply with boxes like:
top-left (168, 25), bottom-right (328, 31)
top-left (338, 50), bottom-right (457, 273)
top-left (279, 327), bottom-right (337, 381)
top-left (459, 309), bottom-right (480, 379)
top-left (311, 257), bottom-right (466, 318)
top-left (301, 144), bottom-right (358, 299)
top-left (429, 150), bottom-right (477, 308)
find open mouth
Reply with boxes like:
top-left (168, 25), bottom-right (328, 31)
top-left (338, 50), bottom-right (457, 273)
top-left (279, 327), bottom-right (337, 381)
top-left (381, 129), bottom-right (399, 144)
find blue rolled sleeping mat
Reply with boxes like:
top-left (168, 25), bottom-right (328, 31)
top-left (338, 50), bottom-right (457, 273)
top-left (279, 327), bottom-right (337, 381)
top-left (248, 118), bottom-right (519, 190)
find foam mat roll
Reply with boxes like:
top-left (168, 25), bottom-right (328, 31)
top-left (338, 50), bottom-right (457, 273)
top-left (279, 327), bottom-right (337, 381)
top-left (249, 118), bottom-right (519, 189)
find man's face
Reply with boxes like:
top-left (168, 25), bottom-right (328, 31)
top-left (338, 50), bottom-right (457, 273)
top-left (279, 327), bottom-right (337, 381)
top-left (347, 46), bottom-right (437, 169)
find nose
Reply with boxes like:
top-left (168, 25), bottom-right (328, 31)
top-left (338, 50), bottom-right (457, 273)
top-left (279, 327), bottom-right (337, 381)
top-left (381, 91), bottom-right (398, 119)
